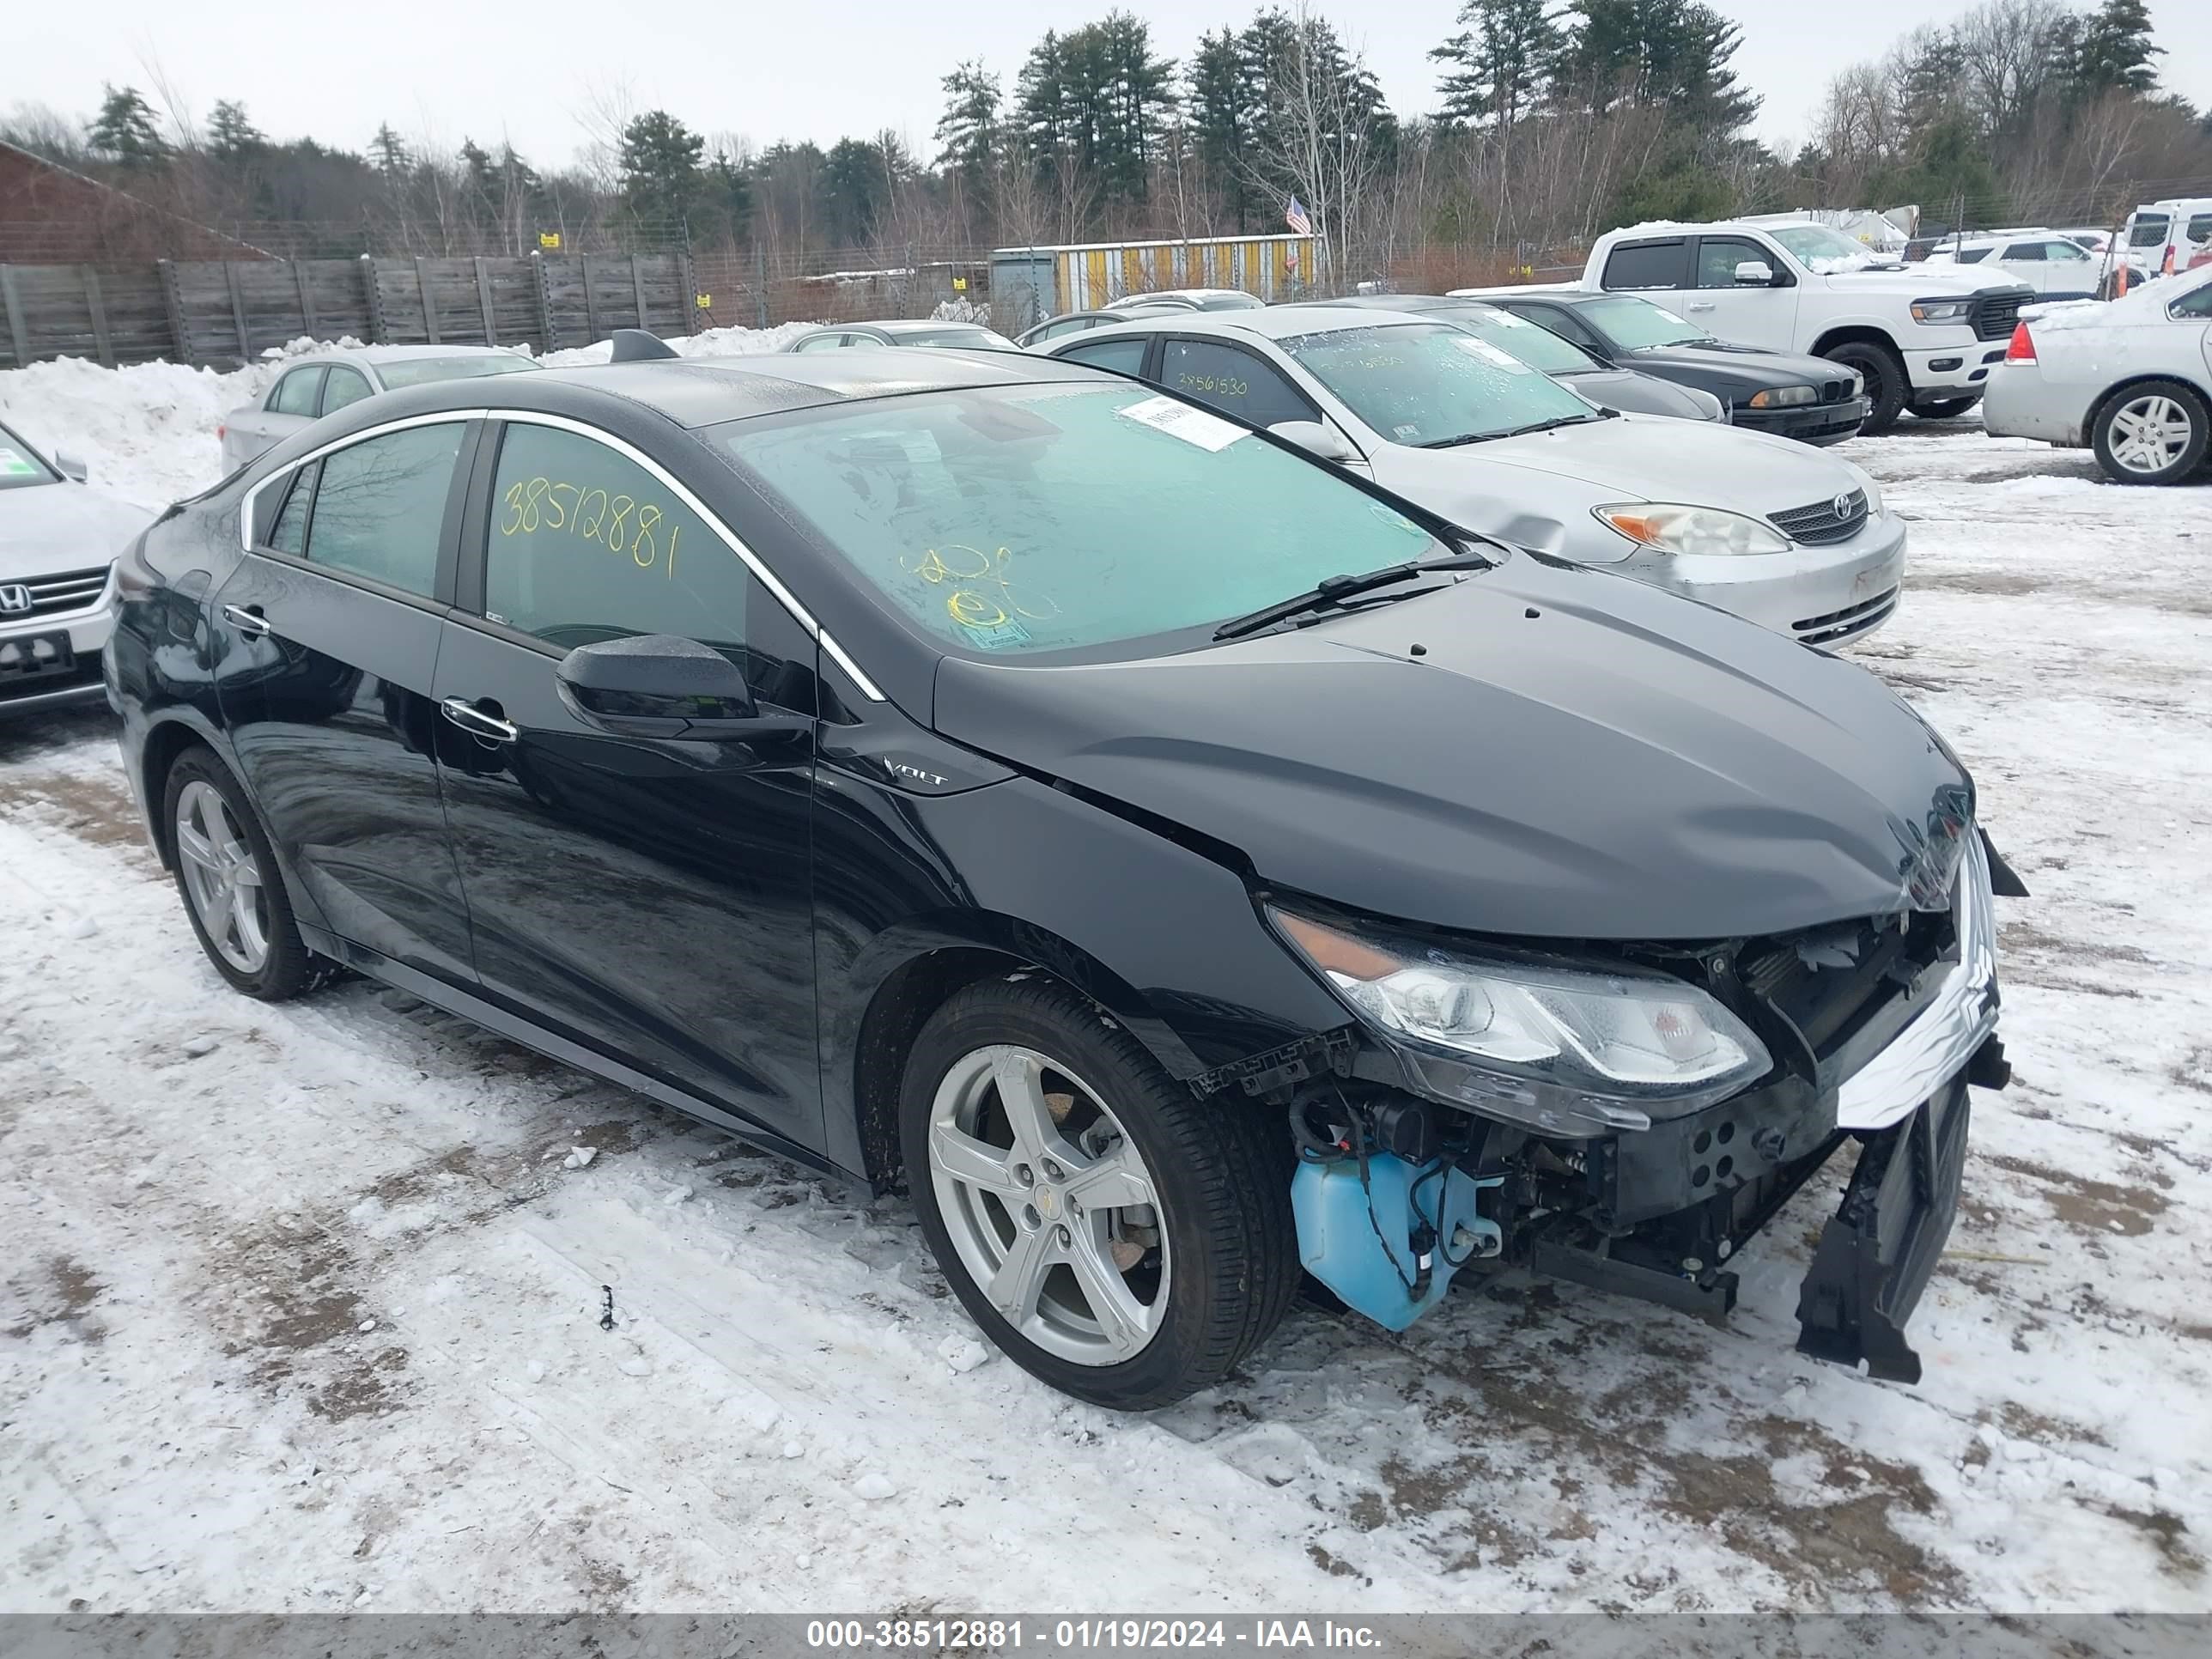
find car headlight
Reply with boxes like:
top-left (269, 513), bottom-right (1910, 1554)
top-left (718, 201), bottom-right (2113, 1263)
top-left (1269, 908), bottom-right (1773, 1134)
top-left (1592, 502), bottom-right (1791, 557)
top-left (1848, 370), bottom-right (1865, 396)
top-left (1910, 298), bottom-right (1973, 324)
top-left (1747, 385), bottom-right (1815, 408)
top-left (1858, 473), bottom-right (1884, 516)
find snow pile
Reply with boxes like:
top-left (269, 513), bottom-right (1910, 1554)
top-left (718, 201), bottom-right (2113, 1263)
top-left (0, 324), bottom-right (825, 510)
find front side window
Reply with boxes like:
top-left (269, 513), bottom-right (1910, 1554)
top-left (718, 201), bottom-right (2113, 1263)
top-left (2188, 215), bottom-right (2212, 244)
top-left (374, 355), bottom-right (538, 390)
top-left (301, 423), bottom-right (463, 597)
top-left (1696, 238), bottom-right (1771, 287)
top-left (1573, 295), bottom-right (1711, 349)
top-left (483, 422), bottom-right (744, 653)
top-left (710, 383), bottom-right (1449, 659)
top-left (1284, 322), bottom-right (1601, 447)
top-left (2169, 278), bottom-right (2212, 319)
top-left (0, 422), bottom-right (59, 489)
top-left (1058, 337), bottom-right (1148, 376)
top-left (322, 366), bottom-right (374, 413)
top-left (1601, 241), bottom-right (1688, 290)
top-left (270, 368), bottom-right (324, 416)
top-left (1159, 339), bottom-right (1315, 427)
top-left (2043, 240), bottom-right (2090, 263)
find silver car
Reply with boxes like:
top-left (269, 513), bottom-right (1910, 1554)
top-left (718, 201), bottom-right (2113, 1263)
top-left (1, 420), bottom-right (152, 717)
top-left (784, 319), bottom-right (1019, 353)
top-left (1043, 307), bottom-right (1906, 647)
top-left (219, 345), bottom-right (538, 471)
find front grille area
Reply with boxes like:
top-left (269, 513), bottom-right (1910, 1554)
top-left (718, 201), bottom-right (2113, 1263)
top-left (1770, 488), bottom-right (1868, 546)
top-left (1819, 378), bottom-right (1853, 404)
top-left (1793, 586), bottom-right (1899, 645)
top-left (2, 564), bottom-right (110, 620)
top-left (1740, 899), bottom-right (1957, 1066)
top-left (1972, 291), bottom-right (2027, 341)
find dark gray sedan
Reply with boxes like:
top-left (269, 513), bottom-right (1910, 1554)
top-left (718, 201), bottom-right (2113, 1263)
top-left (1315, 295), bottom-right (1725, 423)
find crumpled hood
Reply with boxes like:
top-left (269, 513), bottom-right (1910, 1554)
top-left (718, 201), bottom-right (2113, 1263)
top-left (0, 483), bottom-right (152, 582)
top-left (1423, 414), bottom-right (1862, 514)
top-left (933, 557), bottom-right (1970, 942)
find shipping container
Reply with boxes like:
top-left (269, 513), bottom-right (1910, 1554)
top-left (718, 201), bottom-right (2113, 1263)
top-left (988, 234), bottom-right (1320, 331)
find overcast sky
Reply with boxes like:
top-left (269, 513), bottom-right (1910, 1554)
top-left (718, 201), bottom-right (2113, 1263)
top-left (7, 0), bottom-right (2209, 169)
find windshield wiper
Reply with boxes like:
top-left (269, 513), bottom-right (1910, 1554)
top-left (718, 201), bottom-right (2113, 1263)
top-left (1212, 549), bottom-right (1492, 641)
top-left (1494, 411), bottom-right (1613, 439)
top-left (1417, 431), bottom-right (1501, 449)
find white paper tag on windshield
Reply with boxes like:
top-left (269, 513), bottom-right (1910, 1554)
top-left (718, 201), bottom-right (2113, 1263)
top-left (1451, 335), bottom-right (1532, 374)
top-left (1117, 395), bottom-right (1248, 452)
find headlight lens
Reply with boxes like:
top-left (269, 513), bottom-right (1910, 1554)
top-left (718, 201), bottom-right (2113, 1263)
top-left (1747, 385), bottom-right (1815, 408)
top-left (1593, 502), bottom-right (1791, 557)
top-left (1858, 473), bottom-right (1884, 516)
top-left (1269, 908), bottom-right (1773, 1133)
top-left (1911, 298), bottom-right (1973, 324)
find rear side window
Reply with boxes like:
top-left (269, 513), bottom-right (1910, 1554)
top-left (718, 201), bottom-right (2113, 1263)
top-left (322, 366), bottom-right (373, 414)
top-left (269, 368), bottom-right (324, 416)
top-left (1058, 337), bottom-right (1149, 376)
top-left (483, 422), bottom-right (745, 653)
top-left (1954, 247), bottom-right (1990, 263)
top-left (2189, 215), bottom-right (2212, 243)
top-left (793, 332), bottom-right (850, 352)
top-left (268, 463), bottom-right (317, 554)
top-left (1159, 340), bottom-right (1315, 428)
top-left (2171, 282), bottom-right (2212, 319)
top-left (2000, 243), bottom-right (2046, 261)
top-left (1601, 240), bottom-right (1688, 290)
top-left (301, 423), bottom-right (463, 598)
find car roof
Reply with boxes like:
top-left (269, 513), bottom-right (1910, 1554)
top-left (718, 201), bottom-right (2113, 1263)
top-left (1090, 304), bottom-right (1443, 343)
top-left (1314, 294), bottom-right (1502, 315)
top-left (853, 319), bottom-right (1003, 335)
top-left (292, 343), bottom-right (526, 365)
top-left (1443, 285), bottom-right (1601, 307)
top-left (448, 346), bottom-right (1103, 428)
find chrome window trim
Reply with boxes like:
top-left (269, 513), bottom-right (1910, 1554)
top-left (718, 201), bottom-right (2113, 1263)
top-left (238, 409), bottom-right (489, 553)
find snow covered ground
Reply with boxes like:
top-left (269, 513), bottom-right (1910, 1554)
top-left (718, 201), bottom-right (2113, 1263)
top-left (0, 362), bottom-right (2207, 1619)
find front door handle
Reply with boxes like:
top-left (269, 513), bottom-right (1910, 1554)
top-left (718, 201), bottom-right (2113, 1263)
top-left (222, 602), bottom-right (272, 638)
top-left (1686, 301), bottom-right (1717, 313)
top-left (440, 696), bottom-right (520, 743)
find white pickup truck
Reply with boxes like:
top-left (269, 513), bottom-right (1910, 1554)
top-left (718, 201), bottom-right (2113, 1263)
top-left (1581, 219), bottom-right (2034, 432)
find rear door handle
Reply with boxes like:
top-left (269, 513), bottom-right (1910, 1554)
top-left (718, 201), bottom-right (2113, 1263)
top-left (222, 603), bottom-right (271, 638)
top-left (441, 696), bottom-right (520, 743)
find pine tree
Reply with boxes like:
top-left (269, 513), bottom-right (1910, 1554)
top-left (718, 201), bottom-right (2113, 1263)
top-left (206, 100), bottom-right (266, 162)
top-left (87, 85), bottom-right (167, 169)
top-left (935, 61), bottom-right (1003, 178)
top-left (617, 111), bottom-right (706, 236)
top-left (369, 123), bottom-right (410, 180)
top-left (1431, 0), bottom-right (1561, 135)
top-left (2072, 0), bottom-right (2160, 98)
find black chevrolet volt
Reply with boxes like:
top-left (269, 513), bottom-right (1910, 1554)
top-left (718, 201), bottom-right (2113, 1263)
top-left (106, 342), bottom-right (2020, 1408)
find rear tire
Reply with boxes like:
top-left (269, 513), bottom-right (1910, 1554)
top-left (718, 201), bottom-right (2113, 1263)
top-left (1910, 397), bottom-right (1979, 421)
top-left (162, 745), bottom-right (330, 1001)
top-left (2089, 380), bottom-right (2209, 485)
top-left (1826, 341), bottom-right (1909, 434)
top-left (900, 977), bottom-right (1296, 1409)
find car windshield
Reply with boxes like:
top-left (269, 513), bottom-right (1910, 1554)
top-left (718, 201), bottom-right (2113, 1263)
top-left (1282, 321), bottom-right (1602, 447)
top-left (1767, 223), bottom-right (1893, 272)
top-left (893, 326), bottom-right (1018, 349)
top-left (1432, 306), bottom-right (1600, 373)
top-left (1577, 295), bottom-right (1712, 349)
top-left (0, 423), bottom-right (60, 489)
top-left (711, 382), bottom-right (1449, 658)
top-left (375, 355), bottom-right (540, 388)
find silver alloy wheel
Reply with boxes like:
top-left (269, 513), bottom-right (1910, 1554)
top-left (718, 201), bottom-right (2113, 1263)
top-left (174, 780), bottom-right (270, 974)
top-left (927, 1044), bottom-right (1170, 1366)
top-left (2107, 393), bottom-right (2194, 475)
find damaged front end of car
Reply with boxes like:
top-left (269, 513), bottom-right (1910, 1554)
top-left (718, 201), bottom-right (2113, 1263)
top-left (1212, 821), bottom-right (2025, 1383)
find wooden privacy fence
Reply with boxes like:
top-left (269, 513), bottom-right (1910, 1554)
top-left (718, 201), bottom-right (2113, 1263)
top-left (0, 252), bottom-right (701, 370)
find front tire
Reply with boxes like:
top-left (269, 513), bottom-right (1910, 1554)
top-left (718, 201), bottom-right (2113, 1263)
top-left (900, 978), bottom-right (1296, 1409)
top-left (2090, 380), bottom-right (2209, 484)
top-left (1910, 397), bottom-right (1979, 421)
top-left (163, 745), bottom-right (329, 1000)
top-left (1826, 341), bottom-right (1909, 434)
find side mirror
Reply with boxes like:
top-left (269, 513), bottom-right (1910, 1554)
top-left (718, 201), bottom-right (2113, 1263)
top-left (1267, 420), bottom-right (1364, 466)
top-left (1734, 260), bottom-right (1777, 287)
top-left (53, 450), bottom-right (89, 483)
top-left (555, 634), bottom-right (800, 739)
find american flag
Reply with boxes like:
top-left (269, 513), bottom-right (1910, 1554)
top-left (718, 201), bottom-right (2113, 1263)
top-left (1284, 196), bottom-right (1312, 236)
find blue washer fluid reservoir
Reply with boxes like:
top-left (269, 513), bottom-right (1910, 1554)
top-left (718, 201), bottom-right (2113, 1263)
top-left (1291, 1153), bottom-right (1503, 1331)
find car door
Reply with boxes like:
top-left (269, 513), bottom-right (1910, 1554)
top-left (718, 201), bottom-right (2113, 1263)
top-left (1996, 240), bottom-right (2052, 296)
top-left (429, 414), bottom-right (823, 1142)
top-left (225, 365), bottom-right (325, 470)
top-left (2032, 239), bottom-right (2099, 299)
top-left (1686, 235), bottom-right (1798, 349)
top-left (210, 415), bottom-right (477, 981)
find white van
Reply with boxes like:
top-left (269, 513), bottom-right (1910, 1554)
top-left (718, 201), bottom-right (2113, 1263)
top-left (2123, 199), bottom-right (2212, 279)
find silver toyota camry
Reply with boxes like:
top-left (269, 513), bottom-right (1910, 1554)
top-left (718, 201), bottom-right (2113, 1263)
top-left (1043, 307), bottom-right (1906, 647)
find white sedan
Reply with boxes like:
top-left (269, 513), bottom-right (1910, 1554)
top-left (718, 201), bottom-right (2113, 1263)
top-left (218, 345), bottom-right (538, 471)
top-left (2, 420), bottom-right (152, 718)
top-left (1984, 268), bottom-right (2212, 484)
